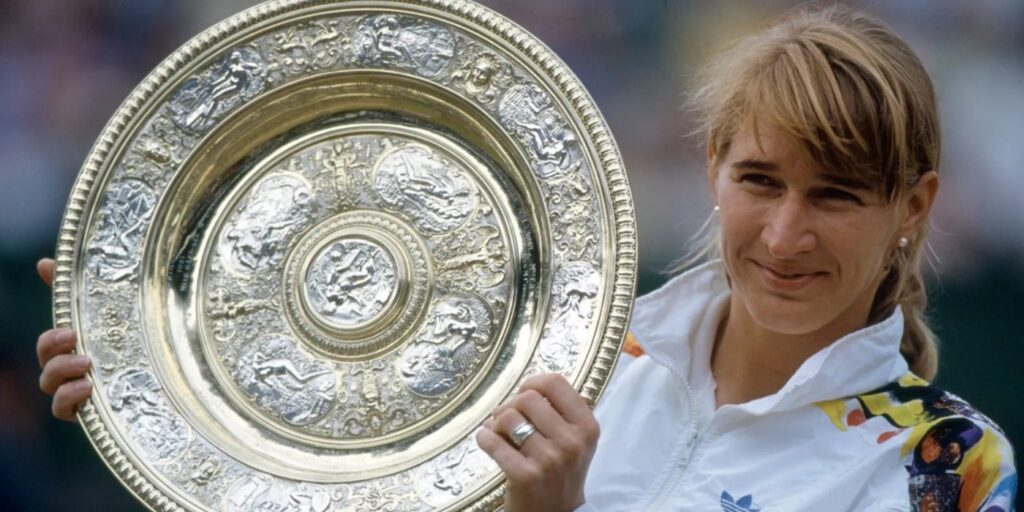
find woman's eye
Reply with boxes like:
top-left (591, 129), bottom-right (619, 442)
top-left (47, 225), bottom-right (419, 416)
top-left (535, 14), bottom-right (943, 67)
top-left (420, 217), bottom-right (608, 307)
top-left (820, 188), bottom-right (862, 204)
top-left (740, 174), bottom-right (776, 187)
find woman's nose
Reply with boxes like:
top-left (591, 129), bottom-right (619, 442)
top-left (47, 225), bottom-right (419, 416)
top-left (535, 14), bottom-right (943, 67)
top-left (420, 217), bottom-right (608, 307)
top-left (760, 196), bottom-right (817, 258)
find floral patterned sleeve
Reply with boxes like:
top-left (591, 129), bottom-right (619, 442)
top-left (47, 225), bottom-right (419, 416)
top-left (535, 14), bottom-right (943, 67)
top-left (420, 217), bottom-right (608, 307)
top-left (906, 416), bottom-right (1017, 511)
top-left (818, 374), bottom-right (1019, 511)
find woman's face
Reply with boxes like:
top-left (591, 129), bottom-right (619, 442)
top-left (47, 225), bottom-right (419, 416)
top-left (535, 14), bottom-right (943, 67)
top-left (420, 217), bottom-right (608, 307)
top-left (712, 119), bottom-right (916, 337)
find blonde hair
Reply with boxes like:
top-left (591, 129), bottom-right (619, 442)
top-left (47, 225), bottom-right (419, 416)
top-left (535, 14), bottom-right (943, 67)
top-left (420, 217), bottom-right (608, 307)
top-left (685, 4), bottom-right (940, 379)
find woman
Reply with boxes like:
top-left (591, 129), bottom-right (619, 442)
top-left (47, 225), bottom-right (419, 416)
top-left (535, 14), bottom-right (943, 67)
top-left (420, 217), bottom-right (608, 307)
top-left (37, 4), bottom-right (1015, 511)
top-left (475, 5), bottom-right (1015, 511)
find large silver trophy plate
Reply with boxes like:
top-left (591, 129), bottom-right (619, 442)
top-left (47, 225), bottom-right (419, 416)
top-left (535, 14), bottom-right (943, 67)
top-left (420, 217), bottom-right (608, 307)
top-left (53, 1), bottom-right (636, 510)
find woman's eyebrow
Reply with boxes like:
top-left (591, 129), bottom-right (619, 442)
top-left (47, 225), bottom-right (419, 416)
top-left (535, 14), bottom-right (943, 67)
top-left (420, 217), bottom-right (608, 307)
top-left (731, 159), bottom-right (778, 171)
top-left (730, 159), bottom-right (872, 190)
top-left (820, 173), bottom-right (872, 190)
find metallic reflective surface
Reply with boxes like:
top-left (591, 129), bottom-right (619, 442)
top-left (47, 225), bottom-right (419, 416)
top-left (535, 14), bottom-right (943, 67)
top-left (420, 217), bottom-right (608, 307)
top-left (54, 1), bottom-right (637, 510)
top-left (303, 238), bottom-right (398, 330)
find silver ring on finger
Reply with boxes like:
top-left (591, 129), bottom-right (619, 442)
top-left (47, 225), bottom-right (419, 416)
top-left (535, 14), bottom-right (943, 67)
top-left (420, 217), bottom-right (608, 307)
top-left (509, 420), bottom-right (537, 449)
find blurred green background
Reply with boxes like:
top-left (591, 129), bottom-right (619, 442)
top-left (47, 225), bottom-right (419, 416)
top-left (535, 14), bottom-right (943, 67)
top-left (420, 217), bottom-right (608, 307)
top-left (0, 0), bottom-right (1020, 509)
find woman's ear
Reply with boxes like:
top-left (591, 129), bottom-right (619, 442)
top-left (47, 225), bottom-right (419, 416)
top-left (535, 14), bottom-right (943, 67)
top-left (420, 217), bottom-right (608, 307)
top-left (899, 170), bottom-right (940, 236)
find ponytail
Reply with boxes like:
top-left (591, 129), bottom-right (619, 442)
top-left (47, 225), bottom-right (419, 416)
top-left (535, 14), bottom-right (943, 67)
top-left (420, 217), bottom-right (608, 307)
top-left (870, 231), bottom-right (939, 381)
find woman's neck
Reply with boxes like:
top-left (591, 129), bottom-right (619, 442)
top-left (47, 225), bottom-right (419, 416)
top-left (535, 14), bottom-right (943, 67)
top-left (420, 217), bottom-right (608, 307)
top-left (710, 295), bottom-right (869, 408)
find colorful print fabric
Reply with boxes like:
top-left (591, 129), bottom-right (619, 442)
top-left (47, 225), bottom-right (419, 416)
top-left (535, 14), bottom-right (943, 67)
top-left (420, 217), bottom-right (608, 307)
top-left (622, 331), bottom-right (645, 358)
top-left (817, 373), bottom-right (1017, 511)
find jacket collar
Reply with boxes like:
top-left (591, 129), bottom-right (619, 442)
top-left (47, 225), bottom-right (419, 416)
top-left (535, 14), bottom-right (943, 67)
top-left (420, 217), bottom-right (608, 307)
top-left (630, 260), bottom-right (909, 414)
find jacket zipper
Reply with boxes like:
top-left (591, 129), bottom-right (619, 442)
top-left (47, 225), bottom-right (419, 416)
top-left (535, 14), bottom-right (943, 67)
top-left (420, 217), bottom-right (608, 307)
top-left (641, 381), bottom-right (709, 512)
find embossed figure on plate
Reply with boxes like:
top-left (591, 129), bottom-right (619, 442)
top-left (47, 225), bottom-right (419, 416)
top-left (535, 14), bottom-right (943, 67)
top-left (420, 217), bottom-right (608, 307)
top-left (304, 239), bottom-right (397, 329)
top-left (87, 180), bottom-right (157, 281)
top-left (226, 475), bottom-right (335, 512)
top-left (436, 224), bottom-right (508, 290)
top-left (109, 368), bottom-right (189, 462)
top-left (355, 15), bottom-right (455, 78)
top-left (400, 293), bottom-right (493, 397)
top-left (234, 335), bottom-right (336, 426)
top-left (348, 478), bottom-right (417, 512)
top-left (451, 50), bottom-right (512, 104)
top-left (222, 174), bottom-right (315, 274)
top-left (206, 286), bottom-right (272, 343)
top-left (374, 145), bottom-right (475, 234)
top-left (169, 47), bottom-right (266, 133)
top-left (548, 173), bottom-right (599, 259)
top-left (318, 140), bottom-right (363, 208)
top-left (430, 444), bottom-right (474, 496)
top-left (270, 20), bottom-right (346, 76)
top-left (328, 362), bottom-right (419, 439)
top-left (552, 261), bottom-right (599, 321)
top-left (498, 83), bottom-right (581, 179)
top-left (539, 261), bottom-right (601, 372)
top-left (185, 457), bottom-right (221, 491)
top-left (123, 115), bottom-right (194, 187)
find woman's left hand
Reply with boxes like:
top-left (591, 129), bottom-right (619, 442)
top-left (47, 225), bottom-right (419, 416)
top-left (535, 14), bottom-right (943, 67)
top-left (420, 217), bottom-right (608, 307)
top-left (476, 373), bottom-right (600, 512)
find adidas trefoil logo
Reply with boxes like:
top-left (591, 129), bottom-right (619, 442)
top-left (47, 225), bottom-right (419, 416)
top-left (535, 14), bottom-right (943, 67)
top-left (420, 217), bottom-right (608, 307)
top-left (721, 490), bottom-right (761, 512)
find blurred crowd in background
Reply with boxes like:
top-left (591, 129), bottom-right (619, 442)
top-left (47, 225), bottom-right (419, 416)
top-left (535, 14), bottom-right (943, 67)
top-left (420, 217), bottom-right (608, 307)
top-left (1, 0), bottom-right (1020, 509)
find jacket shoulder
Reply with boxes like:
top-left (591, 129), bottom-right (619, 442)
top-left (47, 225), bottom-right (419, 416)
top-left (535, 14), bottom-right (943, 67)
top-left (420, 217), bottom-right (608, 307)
top-left (819, 373), bottom-right (1017, 511)
top-left (898, 379), bottom-right (1016, 511)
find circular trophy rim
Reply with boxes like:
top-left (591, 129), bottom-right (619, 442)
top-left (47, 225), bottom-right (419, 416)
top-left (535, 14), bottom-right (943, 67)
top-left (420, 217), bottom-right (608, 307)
top-left (52, 1), bottom-right (638, 510)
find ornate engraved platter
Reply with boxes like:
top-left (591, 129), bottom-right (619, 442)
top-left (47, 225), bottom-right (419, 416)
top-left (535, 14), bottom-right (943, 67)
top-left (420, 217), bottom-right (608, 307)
top-left (53, 1), bottom-right (636, 510)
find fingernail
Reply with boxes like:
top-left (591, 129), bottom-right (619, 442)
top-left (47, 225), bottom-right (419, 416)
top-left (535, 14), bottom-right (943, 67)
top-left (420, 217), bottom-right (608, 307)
top-left (74, 379), bottom-right (93, 393)
top-left (72, 356), bottom-right (91, 370)
top-left (57, 329), bottom-right (75, 345)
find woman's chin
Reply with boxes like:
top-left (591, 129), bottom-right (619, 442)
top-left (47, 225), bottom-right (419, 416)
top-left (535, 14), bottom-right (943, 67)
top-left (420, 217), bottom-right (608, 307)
top-left (744, 299), bottom-right (831, 336)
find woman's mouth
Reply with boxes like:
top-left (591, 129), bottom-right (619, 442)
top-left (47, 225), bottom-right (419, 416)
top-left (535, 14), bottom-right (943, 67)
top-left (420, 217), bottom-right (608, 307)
top-left (753, 260), bottom-right (825, 292)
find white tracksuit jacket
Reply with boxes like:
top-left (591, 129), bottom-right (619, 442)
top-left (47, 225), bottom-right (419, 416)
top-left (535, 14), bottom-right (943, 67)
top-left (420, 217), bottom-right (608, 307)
top-left (577, 262), bottom-right (1016, 512)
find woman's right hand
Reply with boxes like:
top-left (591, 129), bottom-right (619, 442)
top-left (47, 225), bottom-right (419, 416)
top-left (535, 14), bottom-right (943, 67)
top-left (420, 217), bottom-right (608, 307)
top-left (36, 258), bottom-right (92, 421)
